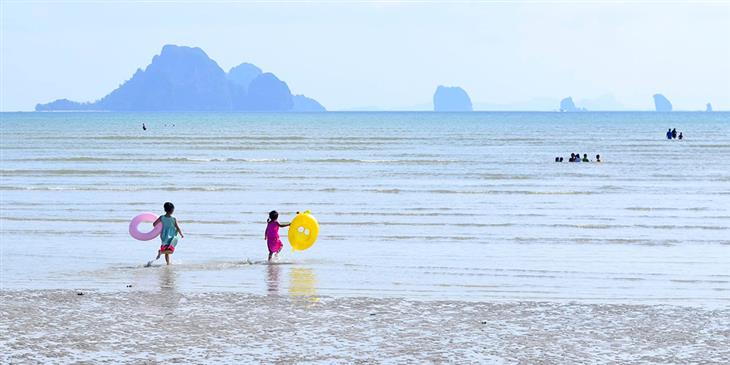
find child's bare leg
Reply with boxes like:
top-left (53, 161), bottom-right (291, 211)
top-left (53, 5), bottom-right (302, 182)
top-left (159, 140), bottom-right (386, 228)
top-left (268, 252), bottom-right (273, 262)
top-left (165, 253), bottom-right (171, 265)
top-left (156, 250), bottom-right (161, 260)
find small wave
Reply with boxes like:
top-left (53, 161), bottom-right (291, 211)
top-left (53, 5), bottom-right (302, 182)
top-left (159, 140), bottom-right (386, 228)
top-left (159, 186), bottom-right (246, 192)
top-left (0, 185), bottom-right (247, 192)
top-left (633, 224), bottom-right (727, 231)
top-left (553, 223), bottom-right (621, 229)
top-left (475, 174), bottom-right (533, 180)
top-left (9, 157), bottom-right (288, 163)
top-left (372, 188), bottom-right (400, 194)
top-left (626, 207), bottom-right (709, 212)
top-left (427, 189), bottom-right (477, 194)
top-left (173, 157), bottom-right (287, 163)
top-left (379, 235), bottom-right (473, 241)
top-left (331, 211), bottom-right (484, 217)
top-left (319, 187), bottom-right (400, 194)
top-left (0, 216), bottom-right (239, 224)
top-left (11, 157), bottom-right (122, 162)
top-left (670, 279), bottom-right (730, 284)
top-left (691, 144), bottom-right (730, 148)
top-left (320, 221), bottom-right (514, 228)
top-left (27, 135), bottom-right (310, 142)
top-left (303, 158), bottom-right (458, 164)
top-left (510, 237), bottom-right (679, 246)
top-left (0, 169), bottom-right (153, 177)
top-left (272, 175), bottom-right (351, 180)
top-left (425, 189), bottom-right (597, 195)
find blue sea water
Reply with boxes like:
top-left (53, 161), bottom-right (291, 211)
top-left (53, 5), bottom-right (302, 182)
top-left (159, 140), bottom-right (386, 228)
top-left (1, 112), bottom-right (729, 305)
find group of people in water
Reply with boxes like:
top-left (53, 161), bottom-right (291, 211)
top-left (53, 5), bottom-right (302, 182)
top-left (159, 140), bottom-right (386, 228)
top-left (666, 128), bottom-right (683, 140)
top-left (554, 153), bottom-right (601, 163)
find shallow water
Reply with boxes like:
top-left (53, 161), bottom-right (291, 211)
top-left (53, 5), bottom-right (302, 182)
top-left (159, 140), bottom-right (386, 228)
top-left (1, 112), bottom-right (729, 305)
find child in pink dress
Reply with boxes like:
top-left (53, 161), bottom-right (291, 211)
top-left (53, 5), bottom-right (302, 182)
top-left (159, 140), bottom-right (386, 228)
top-left (265, 210), bottom-right (290, 262)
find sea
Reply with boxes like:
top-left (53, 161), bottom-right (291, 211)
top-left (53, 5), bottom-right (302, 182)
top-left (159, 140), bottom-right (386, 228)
top-left (1, 111), bottom-right (729, 306)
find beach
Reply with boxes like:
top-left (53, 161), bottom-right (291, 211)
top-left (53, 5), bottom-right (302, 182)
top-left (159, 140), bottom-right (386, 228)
top-left (3, 290), bottom-right (729, 364)
top-left (1, 111), bottom-right (729, 362)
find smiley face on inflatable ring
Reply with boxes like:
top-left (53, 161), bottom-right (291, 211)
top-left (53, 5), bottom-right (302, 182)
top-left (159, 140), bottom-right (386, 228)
top-left (288, 210), bottom-right (319, 251)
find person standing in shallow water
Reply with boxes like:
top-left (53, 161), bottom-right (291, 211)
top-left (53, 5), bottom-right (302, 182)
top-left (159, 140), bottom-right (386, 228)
top-left (666, 129), bottom-right (672, 139)
top-left (595, 154), bottom-right (601, 163)
top-left (153, 202), bottom-right (184, 265)
top-left (679, 132), bottom-right (683, 140)
top-left (672, 128), bottom-right (677, 139)
top-left (265, 210), bottom-right (290, 262)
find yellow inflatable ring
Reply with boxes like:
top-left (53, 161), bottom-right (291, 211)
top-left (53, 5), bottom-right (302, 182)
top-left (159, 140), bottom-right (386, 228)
top-left (288, 210), bottom-right (319, 251)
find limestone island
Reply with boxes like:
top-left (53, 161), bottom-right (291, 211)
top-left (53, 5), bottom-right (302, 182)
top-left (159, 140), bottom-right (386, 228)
top-left (653, 94), bottom-right (672, 112)
top-left (559, 97), bottom-right (586, 112)
top-left (36, 45), bottom-right (325, 112)
top-left (433, 86), bottom-right (473, 112)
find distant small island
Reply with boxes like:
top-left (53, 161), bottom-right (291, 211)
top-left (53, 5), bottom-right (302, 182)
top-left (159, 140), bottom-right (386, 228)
top-left (433, 86), bottom-right (472, 111)
top-left (36, 45), bottom-right (325, 112)
top-left (653, 94), bottom-right (672, 112)
top-left (559, 97), bottom-right (586, 112)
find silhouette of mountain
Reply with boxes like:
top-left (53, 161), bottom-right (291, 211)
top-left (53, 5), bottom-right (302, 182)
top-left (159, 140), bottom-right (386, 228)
top-left (559, 97), bottom-right (586, 112)
top-left (227, 63), bottom-right (262, 92)
top-left (240, 73), bottom-right (293, 111)
top-left (292, 95), bottom-right (326, 112)
top-left (34, 99), bottom-right (92, 111)
top-left (433, 86), bottom-right (472, 111)
top-left (653, 94), bottom-right (672, 112)
top-left (36, 45), bottom-right (325, 112)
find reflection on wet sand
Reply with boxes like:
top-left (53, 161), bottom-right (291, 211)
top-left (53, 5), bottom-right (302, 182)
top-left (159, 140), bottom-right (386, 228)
top-left (266, 264), bottom-right (281, 296)
top-left (159, 266), bottom-right (177, 291)
top-left (289, 267), bottom-right (318, 303)
top-left (154, 267), bottom-right (181, 312)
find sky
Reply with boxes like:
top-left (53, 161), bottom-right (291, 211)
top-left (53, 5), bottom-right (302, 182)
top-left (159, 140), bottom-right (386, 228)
top-left (1, 0), bottom-right (729, 111)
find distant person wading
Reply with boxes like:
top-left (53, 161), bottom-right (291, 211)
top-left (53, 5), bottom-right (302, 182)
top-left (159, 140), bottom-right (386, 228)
top-left (666, 128), bottom-right (683, 141)
top-left (558, 153), bottom-right (600, 163)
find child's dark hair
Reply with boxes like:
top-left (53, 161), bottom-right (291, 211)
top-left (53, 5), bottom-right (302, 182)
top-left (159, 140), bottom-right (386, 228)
top-left (268, 210), bottom-right (278, 223)
top-left (164, 202), bottom-right (175, 214)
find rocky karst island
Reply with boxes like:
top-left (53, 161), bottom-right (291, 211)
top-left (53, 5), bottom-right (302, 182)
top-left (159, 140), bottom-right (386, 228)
top-left (36, 45), bottom-right (325, 112)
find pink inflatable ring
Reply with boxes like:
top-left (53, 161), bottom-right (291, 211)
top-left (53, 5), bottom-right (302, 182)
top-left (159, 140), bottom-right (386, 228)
top-left (129, 212), bottom-right (162, 241)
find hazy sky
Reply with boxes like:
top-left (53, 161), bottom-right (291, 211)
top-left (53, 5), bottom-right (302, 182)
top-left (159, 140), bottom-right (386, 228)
top-left (2, 0), bottom-right (729, 111)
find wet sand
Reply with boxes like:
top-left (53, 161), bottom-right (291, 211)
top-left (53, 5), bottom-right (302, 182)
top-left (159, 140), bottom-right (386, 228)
top-left (2, 290), bottom-right (728, 364)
